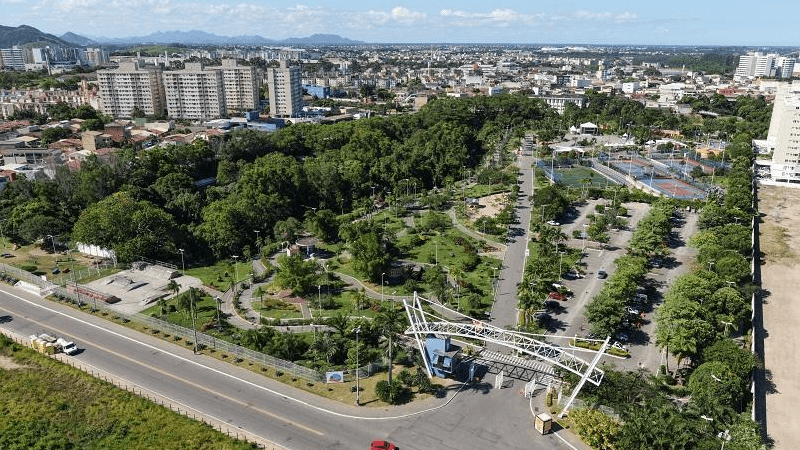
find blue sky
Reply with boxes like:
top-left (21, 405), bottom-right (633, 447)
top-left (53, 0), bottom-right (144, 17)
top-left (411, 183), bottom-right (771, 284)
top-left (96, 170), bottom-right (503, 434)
top-left (3, 0), bottom-right (799, 45)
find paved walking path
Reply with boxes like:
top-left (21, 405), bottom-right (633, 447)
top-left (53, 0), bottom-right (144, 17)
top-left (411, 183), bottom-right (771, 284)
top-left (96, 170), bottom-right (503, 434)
top-left (488, 152), bottom-right (534, 334)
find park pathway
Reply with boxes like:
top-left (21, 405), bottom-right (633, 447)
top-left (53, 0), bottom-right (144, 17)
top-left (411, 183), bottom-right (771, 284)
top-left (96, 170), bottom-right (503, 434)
top-left (488, 149), bottom-right (534, 335)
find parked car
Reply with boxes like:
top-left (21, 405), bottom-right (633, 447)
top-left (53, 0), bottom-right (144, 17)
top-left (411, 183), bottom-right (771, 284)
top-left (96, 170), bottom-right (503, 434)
top-left (544, 300), bottom-right (561, 310)
top-left (597, 270), bottom-right (608, 279)
top-left (548, 292), bottom-right (567, 301)
top-left (370, 440), bottom-right (397, 450)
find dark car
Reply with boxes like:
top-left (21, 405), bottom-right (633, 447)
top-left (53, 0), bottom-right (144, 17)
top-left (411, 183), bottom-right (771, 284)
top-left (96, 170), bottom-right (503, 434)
top-left (370, 440), bottom-right (397, 450)
top-left (597, 270), bottom-right (608, 279)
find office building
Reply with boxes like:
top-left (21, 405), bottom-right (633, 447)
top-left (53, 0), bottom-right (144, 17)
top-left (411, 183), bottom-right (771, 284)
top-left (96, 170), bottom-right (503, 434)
top-left (267, 61), bottom-right (302, 118)
top-left (162, 63), bottom-right (226, 120)
top-left (97, 61), bottom-right (165, 118)
top-left (768, 82), bottom-right (800, 183)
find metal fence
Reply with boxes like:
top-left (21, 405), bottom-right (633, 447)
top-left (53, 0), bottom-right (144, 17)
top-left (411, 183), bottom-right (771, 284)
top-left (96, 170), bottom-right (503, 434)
top-left (2, 261), bottom-right (387, 383)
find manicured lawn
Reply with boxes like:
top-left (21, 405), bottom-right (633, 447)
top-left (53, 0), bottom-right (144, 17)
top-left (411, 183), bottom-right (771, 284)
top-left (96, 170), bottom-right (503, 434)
top-left (251, 299), bottom-right (304, 320)
top-left (185, 260), bottom-right (253, 290)
top-left (141, 291), bottom-right (225, 332)
top-left (0, 336), bottom-right (253, 450)
top-left (554, 166), bottom-right (617, 188)
top-left (463, 184), bottom-right (510, 199)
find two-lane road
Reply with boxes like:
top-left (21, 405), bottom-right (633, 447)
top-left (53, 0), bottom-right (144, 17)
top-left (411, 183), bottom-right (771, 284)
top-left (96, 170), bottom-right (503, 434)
top-left (0, 285), bottom-right (580, 450)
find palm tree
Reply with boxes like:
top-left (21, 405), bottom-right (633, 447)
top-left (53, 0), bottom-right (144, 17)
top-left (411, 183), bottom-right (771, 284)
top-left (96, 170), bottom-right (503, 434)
top-left (166, 279), bottom-right (181, 298)
top-left (375, 303), bottom-right (408, 391)
top-left (327, 313), bottom-right (351, 339)
top-left (157, 298), bottom-right (168, 316)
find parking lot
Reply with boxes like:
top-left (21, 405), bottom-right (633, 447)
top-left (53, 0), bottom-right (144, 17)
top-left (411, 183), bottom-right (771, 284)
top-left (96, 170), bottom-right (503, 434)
top-left (542, 200), bottom-right (695, 372)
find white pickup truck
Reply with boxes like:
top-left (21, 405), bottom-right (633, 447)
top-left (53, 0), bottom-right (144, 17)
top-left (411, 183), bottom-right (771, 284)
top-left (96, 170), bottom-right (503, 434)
top-left (56, 338), bottom-right (79, 355)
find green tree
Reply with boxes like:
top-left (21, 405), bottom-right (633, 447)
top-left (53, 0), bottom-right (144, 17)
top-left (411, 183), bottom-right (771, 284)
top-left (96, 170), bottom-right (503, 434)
top-left (655, 298), bottom-right (714, 371)
top-left (375, 303), bottom-right (407, 391)
top-left (570, 408), bottom-right (621, 450)
top-left (273, 254), bottom-right (318, 295)
top-left (349, 232), bottom-right (390, 282)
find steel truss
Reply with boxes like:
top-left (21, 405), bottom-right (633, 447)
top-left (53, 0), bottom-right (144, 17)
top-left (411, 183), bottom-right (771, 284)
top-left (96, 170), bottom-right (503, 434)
top-left (404, 292), bottom-right (608, 414)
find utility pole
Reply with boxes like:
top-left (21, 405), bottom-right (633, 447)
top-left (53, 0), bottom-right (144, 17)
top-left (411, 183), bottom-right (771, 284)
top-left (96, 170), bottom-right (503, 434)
top-left (354, 326), bottom-right (361, 405)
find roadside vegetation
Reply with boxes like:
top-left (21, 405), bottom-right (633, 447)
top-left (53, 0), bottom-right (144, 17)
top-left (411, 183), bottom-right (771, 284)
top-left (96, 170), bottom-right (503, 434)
top-left (0, 334), bottom-right (254, 450)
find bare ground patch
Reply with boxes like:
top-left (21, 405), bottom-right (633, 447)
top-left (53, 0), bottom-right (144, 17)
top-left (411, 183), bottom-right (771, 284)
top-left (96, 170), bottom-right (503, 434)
top-left (466, 192), bottom-right (511, 220)
top-left (0, 355), bottom-right (25, 370)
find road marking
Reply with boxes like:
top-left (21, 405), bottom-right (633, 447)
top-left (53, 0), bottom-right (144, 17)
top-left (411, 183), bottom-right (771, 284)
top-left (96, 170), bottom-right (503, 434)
top-left (0, 288), bottom-right (465, 421)
top-left (16, 310), bottom-right (323, 434)
top-left (529, 397), bottom-right (577, 450)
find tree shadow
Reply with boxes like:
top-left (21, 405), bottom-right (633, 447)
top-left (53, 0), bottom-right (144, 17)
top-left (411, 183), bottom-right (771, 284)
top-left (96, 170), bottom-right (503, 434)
top-left (763, 368), bottom-right (779, 395)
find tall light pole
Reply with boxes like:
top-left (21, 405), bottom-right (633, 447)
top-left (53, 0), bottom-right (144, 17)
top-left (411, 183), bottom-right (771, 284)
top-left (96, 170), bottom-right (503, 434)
top-left (178, 248), bottom-right (185, 275)
top-left (381, 272), bottom-right (386, 302)
top-left (46, 234), bottom-right (59, 254)
top-left (317, 284), bottom-right (322, 321)
top-left (254, 230), bottom-right (260, 257)
top-left (435, 241), bottom-right (438, 266)
top-left (215, 296), bottom-right (222, 332)
top-left (232, 255), bottom-right (239, 291)
top-left (354, 326), bottom-right (361, 405)
top-left (189, 288), bottom-right (198, 354)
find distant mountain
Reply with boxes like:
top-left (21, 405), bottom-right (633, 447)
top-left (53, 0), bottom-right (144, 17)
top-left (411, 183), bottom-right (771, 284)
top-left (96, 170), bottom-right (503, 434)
top-left (89, 30), bottom-right (363, 46)
top-left (282, 34), bottom-right (364, 45)
top-left (60, 31), bottom-right (97, 47)
top-left (0, 24), bottom-right (72, 48)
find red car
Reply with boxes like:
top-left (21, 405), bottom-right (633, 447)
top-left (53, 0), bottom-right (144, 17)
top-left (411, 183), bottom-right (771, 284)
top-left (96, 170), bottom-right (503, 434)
top-left (370, 441), bottom-right (397, 450)
top-left (548, 292), bottom-right (567, 301)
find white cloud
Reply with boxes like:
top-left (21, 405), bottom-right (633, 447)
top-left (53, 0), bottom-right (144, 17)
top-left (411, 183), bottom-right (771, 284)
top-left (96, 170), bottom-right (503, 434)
top-left (391, 6), bottom-right (426, 22)
top-left (572, 10), bottom-right (638, 23)
top-left (440, 8), bottom-right (544, 26)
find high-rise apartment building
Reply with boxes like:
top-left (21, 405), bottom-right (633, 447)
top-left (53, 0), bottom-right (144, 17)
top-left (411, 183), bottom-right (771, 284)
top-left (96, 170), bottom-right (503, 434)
top-left (83, 48), bottom-right (110, 67)
top-left (267, 61), bottom-right (302, 118)
top-left (0, 47), bottom-right (25, 70)
top-left (768, 82), bottom-right (800, 183)
top-left (97, 61), bottom-right (165, 118)
top-left (735, 52), bottom-right (795, 81)
top-left (162, 63), bottom-right (226, 120)
top-left (219, 59), bottom-right (260, 114)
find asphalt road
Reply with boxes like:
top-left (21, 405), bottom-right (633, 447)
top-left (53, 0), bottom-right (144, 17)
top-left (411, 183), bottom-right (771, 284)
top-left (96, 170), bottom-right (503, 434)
top-left (0, 285), bottom-right (583, 450)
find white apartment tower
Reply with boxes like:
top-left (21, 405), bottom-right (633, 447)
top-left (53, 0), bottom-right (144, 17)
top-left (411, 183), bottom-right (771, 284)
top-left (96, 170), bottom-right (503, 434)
top-left (267, 61), bottom-right (302, 118)
top-left (220, 59), bottom-right (260, 114)
top-left (768, 82), bottom-right (800, 183)
top-left (0, 47), bottom-right (25, 70)
top-left (162, 63), bottom-right (226, 120)
top-left (735, 52), bottom-right (795, 81)
top-left (97, 61), bottom-right (165, 118)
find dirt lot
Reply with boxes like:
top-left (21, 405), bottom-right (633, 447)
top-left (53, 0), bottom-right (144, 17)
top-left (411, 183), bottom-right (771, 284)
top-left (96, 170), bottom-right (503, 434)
top-left (758, 185), bottom-right (800, 448)
top-left (466, 192), bottom-right (511, 220)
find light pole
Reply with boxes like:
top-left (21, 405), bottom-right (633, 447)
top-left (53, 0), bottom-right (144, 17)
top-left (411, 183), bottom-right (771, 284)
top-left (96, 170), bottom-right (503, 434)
top-left (46, 234), bottom-right (59, 254)
top-left (317, 284), bottom-right (322, 321)
top-left (381, 272), bottom-right (385, 302)
top-left (215, 296), bottom-right (222, 332)
top-left (178, 248), bottom-right (185, 275)
top-left (190, 289), bottom-right (198, 354)
top-left (232, 255), bottom-right (240, 292)
top-left (254, 230), bottom-right (260, 257)
top-left (435, 241), bottom-right (438, 266)
top-left (354, 326), bottom-right (361, 405)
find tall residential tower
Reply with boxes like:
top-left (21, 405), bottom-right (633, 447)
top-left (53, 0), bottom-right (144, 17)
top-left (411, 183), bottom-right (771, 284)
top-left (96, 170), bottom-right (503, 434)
top-left (267, 61), bottom-right (302, 118)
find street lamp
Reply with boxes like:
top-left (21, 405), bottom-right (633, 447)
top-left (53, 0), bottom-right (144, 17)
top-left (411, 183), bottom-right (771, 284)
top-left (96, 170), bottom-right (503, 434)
top-left (178, 248), bottom-right (185, 275)
top-left (46, 234), bottom-right (59, 254)
top-left (354, 326), bottom-right (361, 405)
top-left (189, 289), bottom-right (198, 354)
top-left (381, 272), bottom-right (386, 302)
top-left (215, 296), bottom-right (222, 331)
top-left (232, 255), bottom-right (240, 290)
top-left (318, 284), bottom-right (322, 321)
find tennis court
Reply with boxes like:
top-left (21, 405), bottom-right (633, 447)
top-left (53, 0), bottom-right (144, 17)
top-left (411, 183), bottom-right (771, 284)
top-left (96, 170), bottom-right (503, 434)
top-left (553, 166), bottom-right (618, 188)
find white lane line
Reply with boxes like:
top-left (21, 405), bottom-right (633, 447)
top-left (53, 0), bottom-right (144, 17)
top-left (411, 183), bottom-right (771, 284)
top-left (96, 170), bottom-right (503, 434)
top-left (528, 397), bottom-right (578, 450)
top-left (1, 288), bottom-right (464, 420)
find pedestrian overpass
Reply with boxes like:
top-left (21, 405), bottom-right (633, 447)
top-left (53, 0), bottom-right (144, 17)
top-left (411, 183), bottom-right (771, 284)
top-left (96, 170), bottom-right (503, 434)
top-left (403, 292), bottom-right (609, 416)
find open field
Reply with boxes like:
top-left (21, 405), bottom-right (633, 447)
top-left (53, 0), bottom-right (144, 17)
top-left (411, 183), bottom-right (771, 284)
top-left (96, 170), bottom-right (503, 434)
top-left (0, 335), bottom-right (253, 450)
top-left (758, 185), bottom-right (800, 448)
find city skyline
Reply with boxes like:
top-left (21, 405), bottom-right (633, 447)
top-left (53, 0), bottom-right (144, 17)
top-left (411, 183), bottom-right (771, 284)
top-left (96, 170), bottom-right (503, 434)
top-left (3, 0), bottom-right (799, 46)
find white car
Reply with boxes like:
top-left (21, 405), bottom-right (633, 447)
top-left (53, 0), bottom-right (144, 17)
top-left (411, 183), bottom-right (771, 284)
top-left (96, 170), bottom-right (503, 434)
top-left (56, 337), bottom-right (79, 355)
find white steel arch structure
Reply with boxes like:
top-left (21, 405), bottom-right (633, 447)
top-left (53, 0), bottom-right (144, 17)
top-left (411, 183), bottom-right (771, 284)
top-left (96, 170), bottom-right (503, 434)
top-left (403, 292), bottom-right (609, 416)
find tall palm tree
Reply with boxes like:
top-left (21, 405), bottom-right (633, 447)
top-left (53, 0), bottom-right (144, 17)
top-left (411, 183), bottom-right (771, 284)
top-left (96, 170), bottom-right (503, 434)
top-left (375, 303), bottom-right (408, 391)
top-left (167, 279), bottom-right (181, 298)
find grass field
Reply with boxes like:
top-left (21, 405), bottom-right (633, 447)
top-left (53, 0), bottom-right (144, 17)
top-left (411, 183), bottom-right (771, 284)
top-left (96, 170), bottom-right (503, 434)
top-left (0, 335), bottom-right (254, 450)
top-left (185, 261), bottom-right (253, 291)
top-left (554, 166), bottom-right (617, 188)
